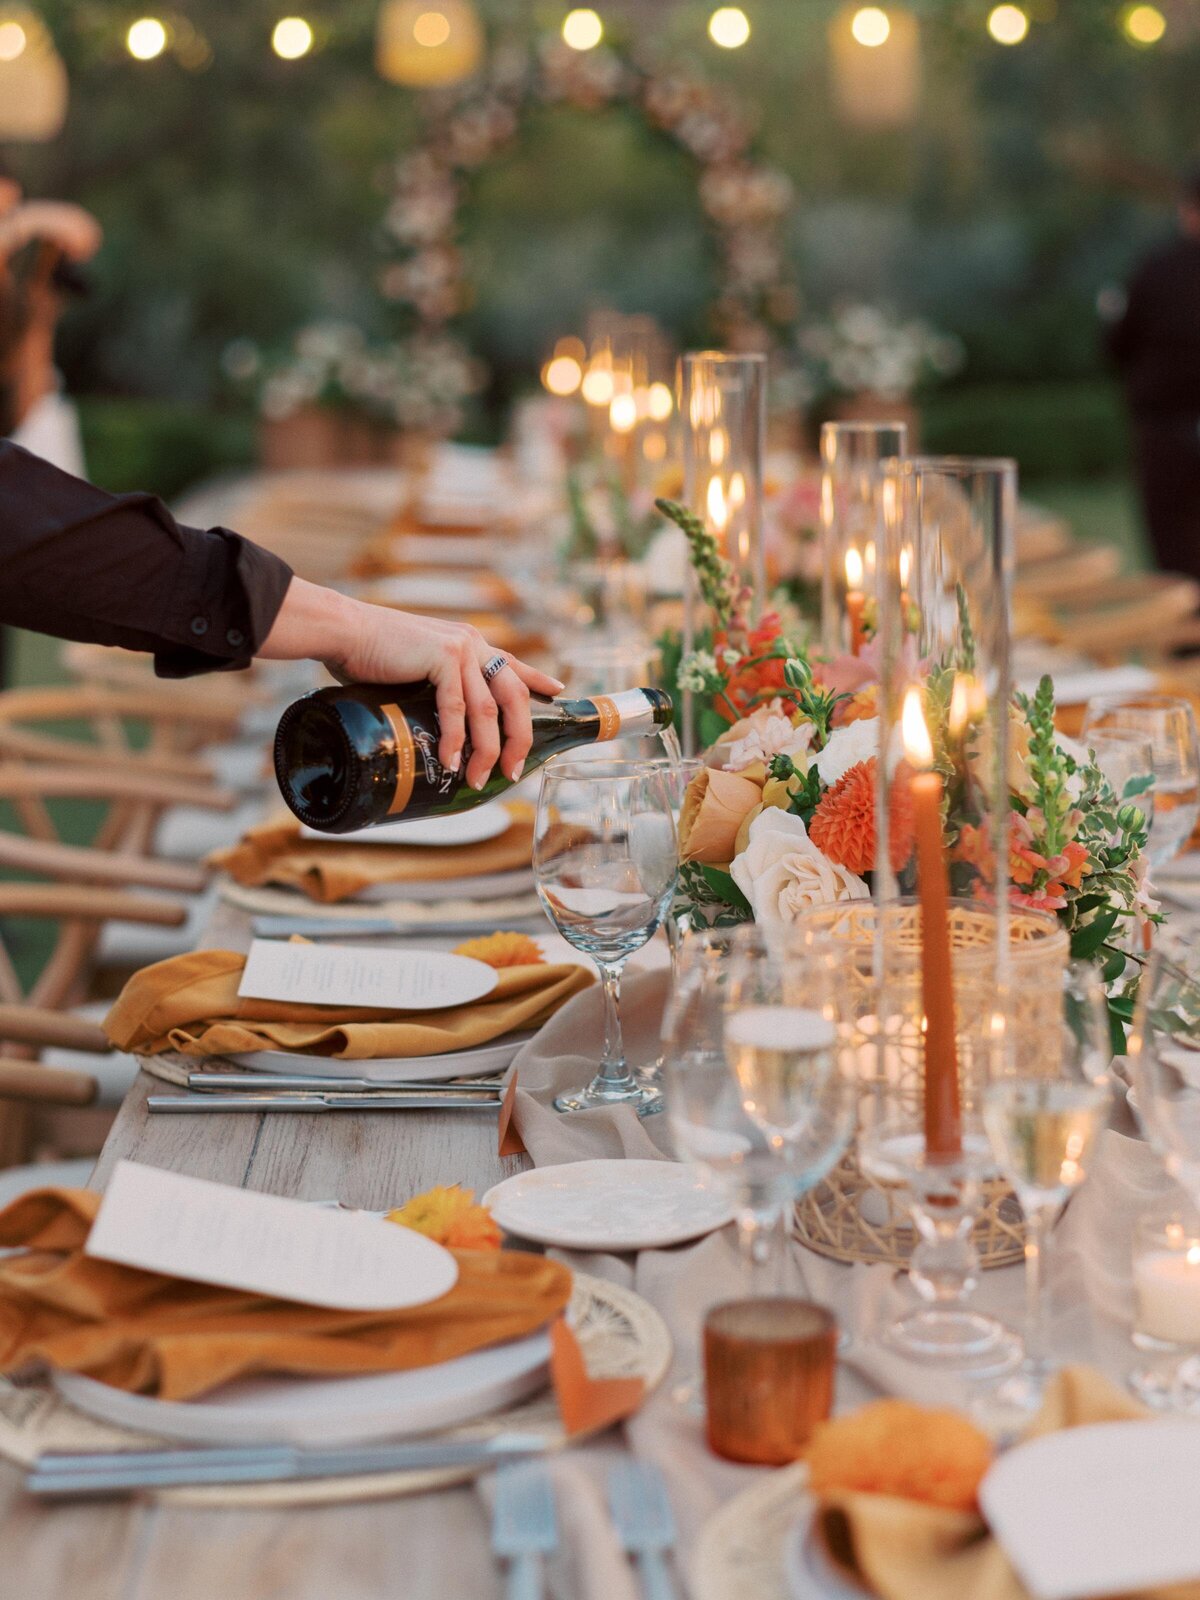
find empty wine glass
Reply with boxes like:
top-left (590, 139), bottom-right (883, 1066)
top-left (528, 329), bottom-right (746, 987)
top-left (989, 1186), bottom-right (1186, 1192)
top-left (1082, 695), bottom-right (1200, 868)
top-left (983, 959), bottom-right (1112, 1407)
top-left (1127, 946), bottom-right (1200, 1409)
top-left (534, 758), bottom-right (677, 1115)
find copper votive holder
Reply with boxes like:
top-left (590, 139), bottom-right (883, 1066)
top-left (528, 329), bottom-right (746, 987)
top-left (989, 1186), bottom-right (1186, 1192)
top-left (703, 1298), bottom-right (837, 1465)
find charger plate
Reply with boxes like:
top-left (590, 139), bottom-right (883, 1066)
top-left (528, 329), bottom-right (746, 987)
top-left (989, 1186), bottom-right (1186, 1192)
top-left (0, 1272), bottom-right (669, 1509)
top-left (219, 879), bottom-right (543, 929)
top-left (694, 1463), bottom-right (868, 1600)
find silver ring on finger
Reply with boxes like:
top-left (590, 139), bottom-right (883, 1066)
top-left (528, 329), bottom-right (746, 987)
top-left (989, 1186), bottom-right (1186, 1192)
top-left (482, 653), bottom-right (509, 684)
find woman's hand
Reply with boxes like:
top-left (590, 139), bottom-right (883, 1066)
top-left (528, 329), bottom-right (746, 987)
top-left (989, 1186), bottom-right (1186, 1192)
top-left (259, 578), bottom-right (563, 790)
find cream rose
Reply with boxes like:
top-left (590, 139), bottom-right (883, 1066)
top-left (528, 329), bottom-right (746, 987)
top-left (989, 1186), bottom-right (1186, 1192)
top-left (730, 809), bottom-right (869, 928)
top-left (678, 766), bottom-right (765, 865)
top-left (814, 717), bottom-right (880, 787)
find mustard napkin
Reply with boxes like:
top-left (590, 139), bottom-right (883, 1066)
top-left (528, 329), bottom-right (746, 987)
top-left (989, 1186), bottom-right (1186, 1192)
top-left (104, 948), bottom-right (593, 1060)
top-left (817, 1366), bottom-right (1200, 1600)
top-left (0, 1188), bottom-right (572, 1402)
top-left (210, 805), bottom-right (535, 904)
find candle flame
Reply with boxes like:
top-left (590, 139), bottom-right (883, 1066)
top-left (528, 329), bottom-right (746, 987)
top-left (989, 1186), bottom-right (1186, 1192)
top-left (609, 392), bottom-right (638, 434)
top-left (728, 470), bottom-right (746, 512)
top-left (709, 428), bottom-right (728, 467)
top-left (901, 686), bottom-right (934, 768)
top-left (864, 539), bottom-right (877, 577)
top-left (844, 546), bottom-right (864, 590)
top-left (707, 474), bottom-right (728, 533)
top-left (1188, 1245), bottom-right (1200, 1267)
top-left (948, 673), bottom-right (987, 739)
top-left (899, 545), bottom-right (912, 588)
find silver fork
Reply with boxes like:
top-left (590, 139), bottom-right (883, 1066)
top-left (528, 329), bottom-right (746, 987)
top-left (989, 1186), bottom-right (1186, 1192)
top-left (607, 1459), bottom-right (677, 1600)
top-left (491, 1461), bottom-right (558, 1600)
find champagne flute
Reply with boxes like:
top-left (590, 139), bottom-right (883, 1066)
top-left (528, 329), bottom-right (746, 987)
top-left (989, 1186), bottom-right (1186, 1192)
top-left (534, 758), bottom-right (677, 1116)
top-left (982, 959), bottom-right (1112, 1407)
top-left (1082, 695), bottom-right (1199, 868)
top-left (1127, 946), bottom-right (1200, 1408)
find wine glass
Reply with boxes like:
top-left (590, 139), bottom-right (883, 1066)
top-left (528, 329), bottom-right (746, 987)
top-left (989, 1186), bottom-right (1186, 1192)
top-left (534, 758), bottom-right (677, 1116)
top-left (1127, 946), bottom-right (1200, 1408)
top-left (662, 926), bottom-right (849, 1285)
top-left (1082, 695), bottom-right (1200, 868)
top-left (638, 755), bottom-right (706, 1086)
top-left (982, 959), bottom-right (1112, 1407)
top-left (1083, 729), bottom-right (1156, 816)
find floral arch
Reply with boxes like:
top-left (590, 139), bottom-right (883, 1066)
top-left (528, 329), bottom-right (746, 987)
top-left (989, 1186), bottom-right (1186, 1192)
top-left (379, 36), bottom-right (798, 383)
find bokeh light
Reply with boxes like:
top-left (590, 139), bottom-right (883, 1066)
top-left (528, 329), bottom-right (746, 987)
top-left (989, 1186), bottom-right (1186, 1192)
top-left (562, 8), bottom-right (603, 50)
top-left (126, 17), bottom-right (167, 59)
top-left (413, 10), bottom-right (451, 47)
top-left (708, 7), bottom-right (751, 48)
top-left (850, 7), bottom-right (891, 48)
top-left (0, 19), bottom-right (27, 60)
top-left (987, 4), bottom-right (1029, 44)
top-left (1121, 3), bottom-right (1166, 43)
top-left (544, 355), bottom-right (583, 397)
top-left (609, 392), bottom-right (638, 433)
top-left (647, 382), bottom-right (674, 422)
top-left (272, 17), bottom-right (313, 58)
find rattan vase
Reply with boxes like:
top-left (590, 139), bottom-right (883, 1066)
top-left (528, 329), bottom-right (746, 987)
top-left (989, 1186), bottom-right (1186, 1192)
top-left (793, 898), bottom-right (1069, 1270)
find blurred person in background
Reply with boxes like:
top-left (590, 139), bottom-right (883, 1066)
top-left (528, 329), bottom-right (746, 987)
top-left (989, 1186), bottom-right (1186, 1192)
top-left (1105, 167), bottom-right (1200, 580)
top-left (0, 179), bottom-right (101, 477)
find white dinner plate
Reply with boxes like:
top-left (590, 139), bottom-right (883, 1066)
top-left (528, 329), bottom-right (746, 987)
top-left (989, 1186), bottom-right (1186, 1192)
top-left (482, 1160), bottom-right (734, 1251)
top-left (783, 1511), bottom-right (871, 1600)
top-left (55, 1330), bottom-right (551, 1448)
top-left (300, 807), bottom-right (512, 850)
top-left (356, 868), bottom-right (535, 904)
top-left (227, 1030), bottom-right (535, 1083)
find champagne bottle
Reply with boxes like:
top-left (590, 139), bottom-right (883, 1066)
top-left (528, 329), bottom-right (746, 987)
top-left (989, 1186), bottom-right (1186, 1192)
top-left (274, 681), bottom-right (675, 833)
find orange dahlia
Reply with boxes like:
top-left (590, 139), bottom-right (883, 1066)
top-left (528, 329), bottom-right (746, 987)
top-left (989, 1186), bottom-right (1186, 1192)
top-left (454, 931), bottom-right (545, 968)
top-left (809, 759), bottom-right (914, 876)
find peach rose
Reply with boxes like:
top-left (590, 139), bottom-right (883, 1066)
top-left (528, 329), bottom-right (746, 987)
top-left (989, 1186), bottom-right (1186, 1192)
top-left (679, 766), bottom-right (766, 866)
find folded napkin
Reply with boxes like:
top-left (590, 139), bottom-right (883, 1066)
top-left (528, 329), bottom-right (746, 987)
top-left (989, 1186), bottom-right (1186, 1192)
top-left (817, 1367), bottom-right (1200, 1600)
top-left (211, 805), bottom-right (535, 904)
top-left (0, 1187), bottom-right (572, 1403)
top-left (104, 947), bottom-right (593, 1061)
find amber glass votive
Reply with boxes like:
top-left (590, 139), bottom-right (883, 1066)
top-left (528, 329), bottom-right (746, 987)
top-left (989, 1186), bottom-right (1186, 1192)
top-left (703, 1298), bottom-right (837, 1465)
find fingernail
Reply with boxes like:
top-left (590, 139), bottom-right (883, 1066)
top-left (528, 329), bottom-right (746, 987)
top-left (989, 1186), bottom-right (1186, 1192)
top-left (449, 751), bottom-right (461, 773)
top-left (512, 759), bottom-right (525, 782)
top-left (471, 775), bottom-right (487, 792)
top-left (548, 679), bottom-right (565, 692)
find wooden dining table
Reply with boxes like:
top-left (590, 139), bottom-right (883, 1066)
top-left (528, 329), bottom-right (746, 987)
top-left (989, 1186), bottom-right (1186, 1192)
top-left (0, 895), bottom-right (537, 1600)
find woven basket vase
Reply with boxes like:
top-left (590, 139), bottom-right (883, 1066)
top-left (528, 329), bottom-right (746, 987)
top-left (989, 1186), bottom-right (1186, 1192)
top-left (793, 899), bottom-right (1069, 1270)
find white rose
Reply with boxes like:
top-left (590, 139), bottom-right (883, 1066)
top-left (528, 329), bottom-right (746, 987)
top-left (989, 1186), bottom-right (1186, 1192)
top-left (723, 714), bottom-right (815, 774)
top-left (730, 809), bottom-right (868, 929)
top-left (814, 718), bottom-right (880, 787)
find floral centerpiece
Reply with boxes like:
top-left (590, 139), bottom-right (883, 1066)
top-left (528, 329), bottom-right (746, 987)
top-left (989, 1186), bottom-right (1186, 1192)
top-left (657, 498), bottom-right (1158, 1046)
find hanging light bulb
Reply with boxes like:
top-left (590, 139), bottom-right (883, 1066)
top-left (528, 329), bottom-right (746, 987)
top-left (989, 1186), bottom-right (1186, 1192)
top-left (376, 0), bottom-right (483, 86)
top-left (1121, 2), bottom-right (1166, 44)
top-left (987, 3), bottom-right (1029, 43)
top-left (561, 8), bottom-right (603, 50)
top-left (708, 7), bottom-right (751, 48)
top-left (829, 3), bottom-right (920, 126)
top-left (272, 16), bottom-right (314, 58)
top-left (126, 17), bottom-right (168, 59)
top-left (0, 7), bottom-right (67, 140)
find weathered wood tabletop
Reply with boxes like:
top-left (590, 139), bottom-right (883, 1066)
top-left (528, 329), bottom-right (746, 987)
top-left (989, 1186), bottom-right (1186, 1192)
top-left (0, 899), bottom-right (535, 1600)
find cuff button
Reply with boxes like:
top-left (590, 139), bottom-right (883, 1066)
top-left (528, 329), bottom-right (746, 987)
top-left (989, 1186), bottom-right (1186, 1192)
top-left (226, 628), bottom-right (245, 647)
top-left (190, 616), bottom-right (209, 637)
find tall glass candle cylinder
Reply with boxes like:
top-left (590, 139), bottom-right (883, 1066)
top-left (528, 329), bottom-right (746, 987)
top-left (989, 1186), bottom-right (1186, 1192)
top-left (875, 457), bottom-right (1017, 1130)
top-left (819, 420), bottom-right (908, 660)
top-left (679, 350), bottom-right (767, 753)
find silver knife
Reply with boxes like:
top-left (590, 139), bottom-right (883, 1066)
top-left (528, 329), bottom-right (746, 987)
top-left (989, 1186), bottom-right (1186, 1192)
top-left (251, 916), bottom-right (543, 940)
top-left (187, 1072), bottom-right (503, 1095)
top-left (148, 1092), bottom-right (502, 1113)
top-left (27, 1431), bottom-right (547, 1498)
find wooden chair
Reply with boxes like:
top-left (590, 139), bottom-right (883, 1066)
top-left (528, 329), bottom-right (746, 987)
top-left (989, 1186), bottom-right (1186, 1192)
top-left (1050, 573), bottom-right (1200, 663)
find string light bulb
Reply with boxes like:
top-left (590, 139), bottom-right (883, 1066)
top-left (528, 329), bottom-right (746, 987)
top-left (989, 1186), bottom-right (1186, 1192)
top-left (562, 8), bottom-right (602, 49)
top-left (1121, 3), bottom-right (1166, 44)
top-left (126, 17), bottom-right (167, 59)
top-left (987, 4), bottom-right (1029, 43)
top-left (850, 6), bottom-right (890, 47)
top-left (544, 353), bottom-right (583, 396)
top-left (272, 16), bottom-right (313, 58)
top-left (708, 7), bottom-right (750, 48)
top-left (0, 19), bottom-right (26, 59)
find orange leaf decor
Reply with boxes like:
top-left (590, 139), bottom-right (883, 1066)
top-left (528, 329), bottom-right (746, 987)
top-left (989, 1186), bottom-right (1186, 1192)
top-left (453, 931), bottom-right (546, 968)
top-left (386, 1184), bottom-right (502, 1252)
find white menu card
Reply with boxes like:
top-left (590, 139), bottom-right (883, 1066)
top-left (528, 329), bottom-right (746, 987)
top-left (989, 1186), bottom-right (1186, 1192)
top-left (980, 1419), bottom-right (1200, 1599)
top-left (237, 940), bottom-right (498, 1011)
top-left (86, 1161), bottom-right (459, 1311)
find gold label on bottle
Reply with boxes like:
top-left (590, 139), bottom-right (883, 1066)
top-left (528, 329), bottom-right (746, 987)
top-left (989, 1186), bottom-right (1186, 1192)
top-left (592, 695), bottom-right (622, 742)
top-left (381, 703), bottom-right (417, 815)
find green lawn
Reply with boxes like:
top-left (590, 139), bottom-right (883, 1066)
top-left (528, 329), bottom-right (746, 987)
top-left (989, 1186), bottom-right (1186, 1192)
top-left (1030, 477), bottom-right (1148, 572)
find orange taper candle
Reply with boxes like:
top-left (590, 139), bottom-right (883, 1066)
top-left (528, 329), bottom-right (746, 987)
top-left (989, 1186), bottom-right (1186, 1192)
top-left (844, 547), bottom-right (866, 656)
top-left (901, 687), bottom-right (961, 1158)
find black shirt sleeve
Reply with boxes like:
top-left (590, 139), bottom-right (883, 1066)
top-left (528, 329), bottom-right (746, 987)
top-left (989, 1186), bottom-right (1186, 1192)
top-left (0, 441), bottom-right (294, 677)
